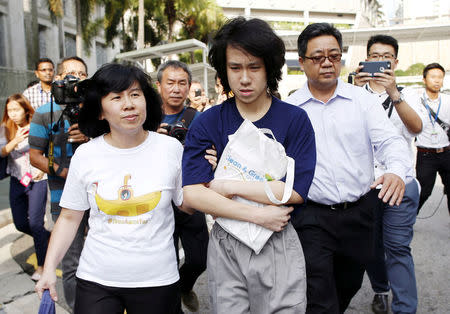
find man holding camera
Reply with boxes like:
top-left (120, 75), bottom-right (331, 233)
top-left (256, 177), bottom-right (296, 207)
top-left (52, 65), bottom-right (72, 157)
top-left (187, 80), bottom-right (208, 112)
top-left (354, 35), bottom-right (423, 314)
top-left (156, 60), bottom-right (208, 313)
top-left (29, 56), bottom-right (90, 311)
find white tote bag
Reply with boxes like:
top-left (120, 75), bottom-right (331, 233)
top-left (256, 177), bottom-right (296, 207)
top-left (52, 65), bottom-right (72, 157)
top-left (214, 119), bottom-right (295, 254)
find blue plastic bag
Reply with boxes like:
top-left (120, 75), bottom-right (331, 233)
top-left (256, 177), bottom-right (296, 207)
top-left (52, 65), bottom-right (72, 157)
top-left (38, 290), bottom-right (55, 314)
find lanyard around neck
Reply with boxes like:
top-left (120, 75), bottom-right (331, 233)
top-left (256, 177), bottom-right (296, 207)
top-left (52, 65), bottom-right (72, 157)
top-left (423, 92), bottom-right (441, 127)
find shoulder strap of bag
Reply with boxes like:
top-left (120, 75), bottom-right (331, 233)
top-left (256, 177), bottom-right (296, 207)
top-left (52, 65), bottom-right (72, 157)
top-left (264, 156), bottom-right (295, 205)
top-left (178, 107), bottom-right (198, 128)
top-left (420, 97), bottom-right (450, 132)
top-left (383, 86), bottom-right (404, 118)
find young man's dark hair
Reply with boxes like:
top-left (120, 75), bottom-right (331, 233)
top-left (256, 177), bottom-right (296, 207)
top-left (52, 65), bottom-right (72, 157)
top-left (208, 17), bottom-right (285, 95)
top-left (297, 23), bottom-right (343, 58)
top-left (367, 35), bottom-right (399, 57)
top-left (156, 60), bottom-right (192, 85)
top-left (79, 63), bottom-right (162, 137)
top-left (423, 62), bottom-right (445, 78)
top-left (35, 57), bottom-right (54, 70)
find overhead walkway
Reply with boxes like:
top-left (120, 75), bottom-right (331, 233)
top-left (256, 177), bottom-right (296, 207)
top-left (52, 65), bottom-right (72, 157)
top-left (279, 23), bottom-right (450, 51)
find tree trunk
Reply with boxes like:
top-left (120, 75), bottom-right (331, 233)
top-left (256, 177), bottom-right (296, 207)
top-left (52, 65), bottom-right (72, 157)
top-left (31, 0), bottom-right (39, 62)
top-left (137, 0), bottom-right (144, 49)
top-left (75, 0), bottom-right (83, 57)
top-left (58, 16), bottom-right (65, 58)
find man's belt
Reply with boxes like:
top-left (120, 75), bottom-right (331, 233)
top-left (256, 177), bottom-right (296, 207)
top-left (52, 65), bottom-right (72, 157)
top-left (307, 199), bottom-right (362, 210)
top-left (417, 145), bottom-right (450, 154)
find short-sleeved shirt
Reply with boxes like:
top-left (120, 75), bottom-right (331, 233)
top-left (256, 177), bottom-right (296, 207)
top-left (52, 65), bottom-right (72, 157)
top-left (60, 132), bottom-right (183, 288)
top-left (182, 96), bottom-right (316, 214)
top-left (29, 102), bottom-right (74, 214)
top-left (23, 83), bottom-right (52, 110)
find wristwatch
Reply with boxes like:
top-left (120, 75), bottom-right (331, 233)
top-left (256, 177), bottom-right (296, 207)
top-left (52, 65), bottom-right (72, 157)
top-left (392, 92), bottom-right (404, 105)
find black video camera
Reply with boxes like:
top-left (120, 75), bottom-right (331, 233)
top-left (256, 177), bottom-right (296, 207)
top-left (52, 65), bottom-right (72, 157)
top-left (162, 121), bottom-right (189, 144)
top-left (51, 75), bottom-right (83, 125)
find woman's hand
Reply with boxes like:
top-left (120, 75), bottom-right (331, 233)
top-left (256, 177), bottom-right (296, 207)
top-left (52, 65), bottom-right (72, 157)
top-left (35, 269), bottom-right (58, 301)
top-left (204, 145), bottom-right (217, 170)
top-left (13, 127), bottom-right (29, 145)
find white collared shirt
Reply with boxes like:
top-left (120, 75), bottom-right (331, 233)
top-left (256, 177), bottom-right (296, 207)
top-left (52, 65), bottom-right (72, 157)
top-left (286, 79), bottom-right (410, 204)
top-left (413, 91), bottom-right (450, 149)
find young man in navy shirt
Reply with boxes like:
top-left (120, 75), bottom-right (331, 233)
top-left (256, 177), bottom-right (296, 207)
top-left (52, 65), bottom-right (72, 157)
top-left (182, 17), bottom-right (316, 313)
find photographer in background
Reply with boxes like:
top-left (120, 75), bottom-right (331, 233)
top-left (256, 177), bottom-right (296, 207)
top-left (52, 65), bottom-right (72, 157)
top-left (187, 80), bottom-right (208, 112)
top-left (354, 35), bottom-right (423, 314)
top-left (29, 56), bottom-right (89, 312)
top-left (156, 60), bottom-right (208, 313)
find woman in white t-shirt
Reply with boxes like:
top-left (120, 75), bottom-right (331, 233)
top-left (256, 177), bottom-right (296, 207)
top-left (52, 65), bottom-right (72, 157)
top-left (35, 63), bottom-right (193, 314)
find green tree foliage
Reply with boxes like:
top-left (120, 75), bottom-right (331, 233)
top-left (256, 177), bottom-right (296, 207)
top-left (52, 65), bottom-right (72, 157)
top-left (395, 63), bottom-right (426, 76)
top-left (177, 0), bottom-right (225, 43)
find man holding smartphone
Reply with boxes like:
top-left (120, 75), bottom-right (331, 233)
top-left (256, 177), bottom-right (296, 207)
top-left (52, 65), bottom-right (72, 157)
top-left (354, 35), bottom-right (424, 314)
top-left (187, 80), bottom-right (208, 112)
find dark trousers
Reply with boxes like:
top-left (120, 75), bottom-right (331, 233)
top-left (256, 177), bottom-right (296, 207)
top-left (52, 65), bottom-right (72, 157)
top-left (294, 189), bottom-right (380, 314)
top-left (74, 277), bottom-right (180, 314)
top-left (9, 177), bottom-right (49, 266)
top-left (416, 150), bottom-right (450, 213)
top-left (365, 199), bottom-right (390, 294)
top-left (173, 207), bottom-right (208, 293)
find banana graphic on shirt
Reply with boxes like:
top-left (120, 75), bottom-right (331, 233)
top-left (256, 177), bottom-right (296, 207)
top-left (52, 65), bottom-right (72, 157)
top-left (94, 174), bottom-right (161, 216)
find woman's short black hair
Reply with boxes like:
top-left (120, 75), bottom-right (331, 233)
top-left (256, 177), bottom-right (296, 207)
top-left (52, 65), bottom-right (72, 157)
top-left (297, 23), bottom-right (343, 58)
top-left (208, 17), bottom-right (285, 95)
top-left (78, 63), bottom-right (162, 138)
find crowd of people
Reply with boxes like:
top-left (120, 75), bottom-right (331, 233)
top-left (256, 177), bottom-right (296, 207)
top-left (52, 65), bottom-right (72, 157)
top-left (0, 16), bottom-right (448, 314)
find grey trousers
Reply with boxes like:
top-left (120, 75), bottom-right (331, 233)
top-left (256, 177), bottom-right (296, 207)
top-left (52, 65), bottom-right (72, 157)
top-left (208, 222), bottom-right (306, 314)
top-left (52, 211), bottom-right (89, 312)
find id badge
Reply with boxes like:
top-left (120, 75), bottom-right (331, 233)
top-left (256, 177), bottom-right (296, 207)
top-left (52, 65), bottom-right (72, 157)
top-left (20, 172), bottom-right (32, 187)
top-left (431, 131), bottom-right (439, 145)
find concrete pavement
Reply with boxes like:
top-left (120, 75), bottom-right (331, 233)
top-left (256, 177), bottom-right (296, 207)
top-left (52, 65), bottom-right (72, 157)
top-left (0, 180), bottom-right (448, 313)
top-left (0, 223), bottom-right (69, 314)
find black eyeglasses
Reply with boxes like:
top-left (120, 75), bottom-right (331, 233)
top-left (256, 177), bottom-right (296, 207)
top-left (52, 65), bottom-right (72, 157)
top-left (368, 53), bottom-right (396, 60)
top-left (304, 53), bottom-right (342, 64)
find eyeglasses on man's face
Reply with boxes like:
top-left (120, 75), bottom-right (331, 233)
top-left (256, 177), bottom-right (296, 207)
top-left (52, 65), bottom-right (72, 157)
top-left (38, 68), bottom-right (54, 73)
top-left (64, 71), bottom-right (88, 79)
top-left (304, 53), bottom-right (342, 64)
top-left (368, 53), bottom-right (396, 60)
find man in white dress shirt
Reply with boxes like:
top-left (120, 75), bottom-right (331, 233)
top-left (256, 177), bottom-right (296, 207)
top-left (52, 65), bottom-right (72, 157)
top-left (415, 63), bottom-right (450, 213)
top-left (286, 23), bottom-right (410, 314)
top-left (354, 35), bottom-right (423, 314)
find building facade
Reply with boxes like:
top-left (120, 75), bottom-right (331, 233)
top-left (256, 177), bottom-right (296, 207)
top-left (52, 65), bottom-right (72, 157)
top-left (0, 0), bottom-right (121, 104)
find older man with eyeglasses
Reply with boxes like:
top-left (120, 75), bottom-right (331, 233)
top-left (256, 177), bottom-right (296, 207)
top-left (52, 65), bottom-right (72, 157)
top-left (286, 24), bottom-right (411, 314)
